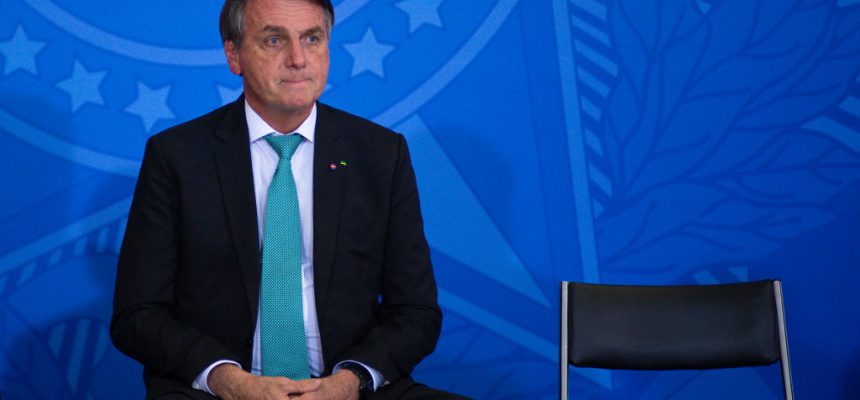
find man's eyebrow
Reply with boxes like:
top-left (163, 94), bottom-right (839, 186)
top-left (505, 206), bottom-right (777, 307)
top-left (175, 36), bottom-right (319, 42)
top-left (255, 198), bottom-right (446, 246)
top-left (261, 25), bottom-right (286, 34)
top-left (302, 26), bottom-right (326, 36)
top-left (258, 25), bottom-right (326, 37)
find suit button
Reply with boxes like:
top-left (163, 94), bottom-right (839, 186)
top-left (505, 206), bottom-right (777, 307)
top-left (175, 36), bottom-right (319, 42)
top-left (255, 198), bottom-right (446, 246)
top-left (245, 338), bottom-right (252, 349)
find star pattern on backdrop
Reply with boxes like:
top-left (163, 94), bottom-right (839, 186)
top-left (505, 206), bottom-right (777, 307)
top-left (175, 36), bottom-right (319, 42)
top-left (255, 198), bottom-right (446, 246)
top-left (396, 0), bottom-right (444, 33)
top-left (125, 82), bottom-right (175, 132)
top-left (0, 25), bottom-right (47, 76)
top-left (57, 60), bottom-right (107, 111)
top-left (343, 28), bottom-right (395, 78)
top-left (0, 2), bottom-right (610, 398)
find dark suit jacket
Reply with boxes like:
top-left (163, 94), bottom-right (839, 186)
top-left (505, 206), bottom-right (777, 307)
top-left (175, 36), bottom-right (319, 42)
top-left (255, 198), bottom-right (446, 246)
top-left (110, 98), bottom-right (442, 398)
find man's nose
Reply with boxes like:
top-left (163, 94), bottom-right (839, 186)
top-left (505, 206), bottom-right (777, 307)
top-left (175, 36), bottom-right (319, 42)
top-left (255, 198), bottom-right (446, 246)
top-left (284, 39), bottom-right (307, 68)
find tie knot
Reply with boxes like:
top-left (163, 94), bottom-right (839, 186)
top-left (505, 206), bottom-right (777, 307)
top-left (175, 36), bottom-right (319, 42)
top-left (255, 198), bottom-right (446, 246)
top-left (266, 134), bottom-right (303, 160)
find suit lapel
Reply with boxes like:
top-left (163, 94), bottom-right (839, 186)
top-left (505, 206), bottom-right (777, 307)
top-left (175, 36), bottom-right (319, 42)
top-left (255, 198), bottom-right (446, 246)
top-left (312, 103), bottom-right (348, 325)
top-left (213, 98), bottom-right (261, 322)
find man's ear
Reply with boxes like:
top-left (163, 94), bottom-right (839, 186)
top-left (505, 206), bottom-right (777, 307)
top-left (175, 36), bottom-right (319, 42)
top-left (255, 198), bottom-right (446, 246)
top-left (224, 40), bottom-right (242, 76)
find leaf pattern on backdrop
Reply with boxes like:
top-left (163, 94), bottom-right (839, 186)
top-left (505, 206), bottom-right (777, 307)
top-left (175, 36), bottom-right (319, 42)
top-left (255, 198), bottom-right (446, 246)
top-left (0, 308), bottom-right (68, 400)
top-left (598, 0), bottom-right (860, 273)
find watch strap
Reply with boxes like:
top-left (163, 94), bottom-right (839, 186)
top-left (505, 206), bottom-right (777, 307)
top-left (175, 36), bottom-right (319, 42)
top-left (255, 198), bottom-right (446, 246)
top-left (339, 362), bottom-right (373, 396)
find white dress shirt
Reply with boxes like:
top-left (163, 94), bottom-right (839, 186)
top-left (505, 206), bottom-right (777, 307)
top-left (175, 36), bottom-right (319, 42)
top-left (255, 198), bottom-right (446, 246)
top-left (192, 102), bottom-right (382, 394)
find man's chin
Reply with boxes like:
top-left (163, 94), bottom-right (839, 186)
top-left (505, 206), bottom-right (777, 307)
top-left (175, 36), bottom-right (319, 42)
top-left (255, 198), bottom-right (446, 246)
top-left (272, 99), bottom-right (317, 115)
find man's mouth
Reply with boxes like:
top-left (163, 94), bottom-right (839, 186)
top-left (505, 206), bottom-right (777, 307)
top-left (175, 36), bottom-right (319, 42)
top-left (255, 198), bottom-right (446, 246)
top-left (280, 78), bottom-right (309, 84)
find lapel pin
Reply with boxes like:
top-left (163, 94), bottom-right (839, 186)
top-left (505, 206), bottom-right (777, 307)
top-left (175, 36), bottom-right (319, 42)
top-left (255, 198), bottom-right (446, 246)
top-left (339, 161), bottom-right (348, 166)
top-left (329, 163), bottom-right (337, 170)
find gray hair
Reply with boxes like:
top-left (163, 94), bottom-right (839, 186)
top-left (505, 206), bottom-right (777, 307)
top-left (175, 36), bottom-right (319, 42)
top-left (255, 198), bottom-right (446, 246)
top-left (219, 0), bottom-right (334, 46)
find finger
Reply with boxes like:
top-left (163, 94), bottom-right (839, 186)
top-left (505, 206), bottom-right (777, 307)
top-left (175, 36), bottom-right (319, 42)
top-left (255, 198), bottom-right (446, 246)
top-left (288, 389), bottom-right (317, 399)
top-left (285, 377), bottom-right (322, 394)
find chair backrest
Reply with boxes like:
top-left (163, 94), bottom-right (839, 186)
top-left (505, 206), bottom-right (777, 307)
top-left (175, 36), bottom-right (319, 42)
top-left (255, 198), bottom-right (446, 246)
top-left (560, 280), bottom-right (793, 400)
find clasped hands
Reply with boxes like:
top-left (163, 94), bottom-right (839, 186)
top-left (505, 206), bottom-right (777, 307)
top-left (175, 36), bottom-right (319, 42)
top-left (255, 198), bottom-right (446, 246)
top-left (209, 363), bottom-right (360, 400)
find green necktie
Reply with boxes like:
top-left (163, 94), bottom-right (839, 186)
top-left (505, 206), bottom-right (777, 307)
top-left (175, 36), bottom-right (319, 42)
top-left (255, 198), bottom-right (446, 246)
top-left (260, 134), bottom-right (309, 379)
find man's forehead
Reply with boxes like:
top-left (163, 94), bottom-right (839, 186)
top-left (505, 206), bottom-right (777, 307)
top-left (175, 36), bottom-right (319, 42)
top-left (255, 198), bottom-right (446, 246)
top-left (245, 0), bottom-right (327, 28)
top-left (246, 0), bottom-right (326, 16)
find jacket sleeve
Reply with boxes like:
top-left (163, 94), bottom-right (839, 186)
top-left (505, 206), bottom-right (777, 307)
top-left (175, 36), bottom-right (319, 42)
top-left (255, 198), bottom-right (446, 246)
top-left (110, 135), bottom-right (239, 384)
top-left (336, 134), bottom-right (443, 382)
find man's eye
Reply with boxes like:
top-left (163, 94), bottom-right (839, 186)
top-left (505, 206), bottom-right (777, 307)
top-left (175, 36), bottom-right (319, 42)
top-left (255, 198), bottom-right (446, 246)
top-left (306, 35), bottom-right (320, 44)
top-left (266, 36), bottom-right (281, 46)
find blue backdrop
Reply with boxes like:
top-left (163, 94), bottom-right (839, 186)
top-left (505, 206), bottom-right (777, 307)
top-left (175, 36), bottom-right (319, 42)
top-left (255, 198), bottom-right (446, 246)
top-left (2, 0), bottom-right (859, 398)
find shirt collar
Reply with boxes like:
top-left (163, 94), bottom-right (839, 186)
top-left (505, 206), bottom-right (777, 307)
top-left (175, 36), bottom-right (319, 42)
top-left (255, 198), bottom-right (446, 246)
top-left (245, 100), bottom-right (317, 144)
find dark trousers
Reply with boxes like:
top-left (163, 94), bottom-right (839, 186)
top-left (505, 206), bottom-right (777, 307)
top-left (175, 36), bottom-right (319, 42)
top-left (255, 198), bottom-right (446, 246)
top-left (371, 378), bottom-right (470, 400)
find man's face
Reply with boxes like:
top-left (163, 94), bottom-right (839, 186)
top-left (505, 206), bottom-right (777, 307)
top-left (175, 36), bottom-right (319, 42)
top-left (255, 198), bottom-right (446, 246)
top-left (225, 0), bottom-right (330, 121)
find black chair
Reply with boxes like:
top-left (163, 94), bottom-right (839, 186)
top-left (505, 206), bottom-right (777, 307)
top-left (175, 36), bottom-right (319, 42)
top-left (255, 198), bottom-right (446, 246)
top-left (560, 280), bottom-right (794, 399)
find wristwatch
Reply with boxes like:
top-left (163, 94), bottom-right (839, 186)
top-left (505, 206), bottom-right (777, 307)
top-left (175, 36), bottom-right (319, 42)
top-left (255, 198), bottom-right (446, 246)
top-left (339, 362), bottom-right (373, 398)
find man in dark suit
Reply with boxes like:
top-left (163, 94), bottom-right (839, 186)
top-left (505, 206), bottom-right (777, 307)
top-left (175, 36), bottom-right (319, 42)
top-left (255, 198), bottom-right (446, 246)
top-left (111, 1), bottom-right (460, 399)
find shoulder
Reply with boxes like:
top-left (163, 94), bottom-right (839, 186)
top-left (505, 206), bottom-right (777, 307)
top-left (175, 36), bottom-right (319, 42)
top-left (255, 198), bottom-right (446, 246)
top-left (316, 103), bottom-right (417, 182)
top-left (317, 102), bottom-right (402, 146)
top-left (150, 100), bottom-right (243, 146)
top-left (137, 99), bottom-right (245, 168)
